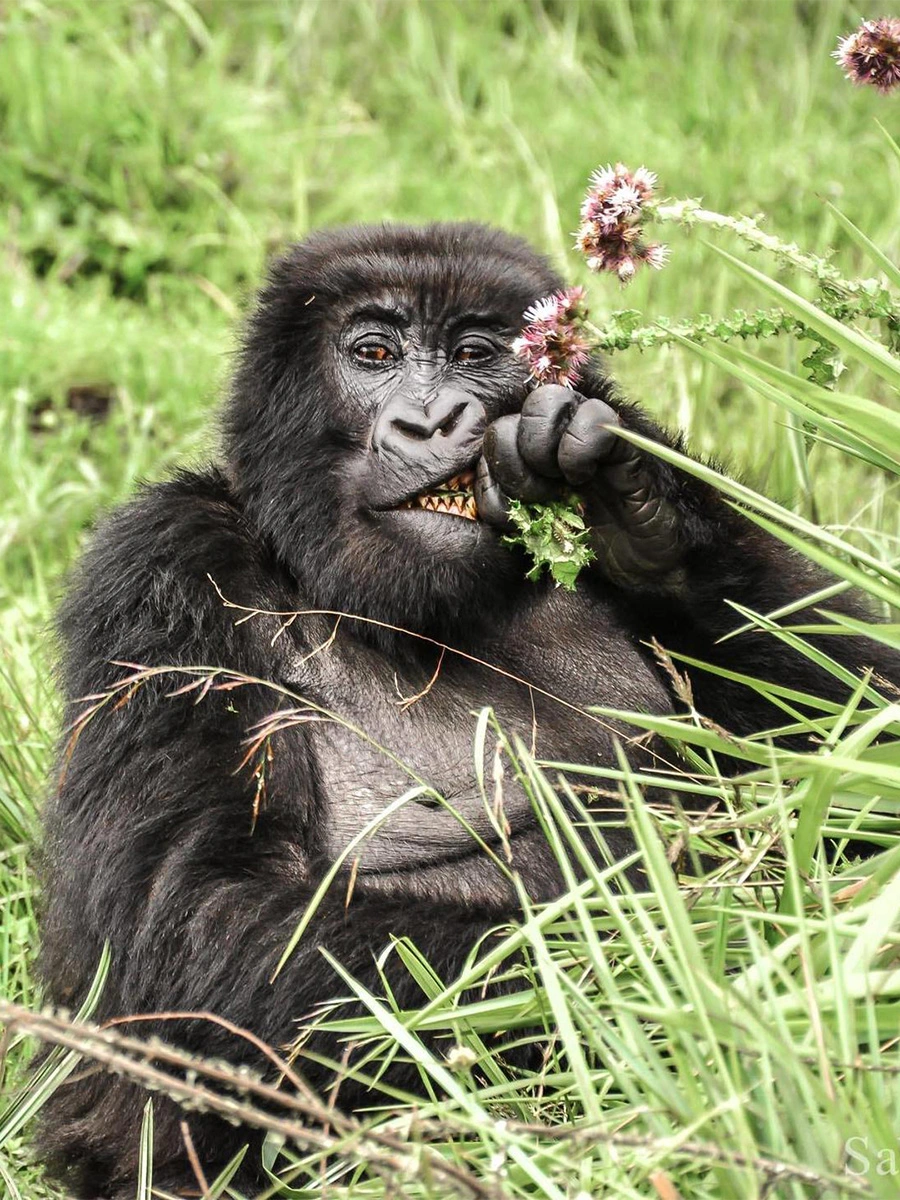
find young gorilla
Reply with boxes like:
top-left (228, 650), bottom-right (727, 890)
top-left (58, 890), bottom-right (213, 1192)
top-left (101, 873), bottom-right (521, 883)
top-left (39, 223), bottom-right (894, 1196)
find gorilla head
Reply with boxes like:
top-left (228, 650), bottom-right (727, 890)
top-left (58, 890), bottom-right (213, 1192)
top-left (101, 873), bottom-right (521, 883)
top-left (224, 223), bottom-right (567, 637)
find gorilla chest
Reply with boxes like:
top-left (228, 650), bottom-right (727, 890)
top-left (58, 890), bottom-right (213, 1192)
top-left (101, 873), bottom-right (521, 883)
top-left (285, 591), bottom-right (672, 869)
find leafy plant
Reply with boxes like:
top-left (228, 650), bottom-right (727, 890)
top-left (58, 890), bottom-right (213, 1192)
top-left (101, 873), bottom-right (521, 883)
top-left (503, 498), bottom-right (595, 589)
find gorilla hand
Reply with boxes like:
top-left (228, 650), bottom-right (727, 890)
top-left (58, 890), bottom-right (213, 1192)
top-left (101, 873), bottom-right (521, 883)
top-left (478, 384), bottom-right (684, 589)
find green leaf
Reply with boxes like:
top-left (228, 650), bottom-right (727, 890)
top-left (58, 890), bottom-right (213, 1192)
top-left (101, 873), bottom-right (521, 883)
top-left (205, 1145), bottom-right (248, 1199)
top-left (504, 498), bottom-right (595, 589)
top-left (801, 338), bottom-right (845, 389)
top-left (136, 1100), bottom-right (154, 1200)
top-left (612, 423), bottom-right (900, 599)
top-left (0, 943), bottom-right (111, 1148)
top-left (676, 334), bottom-right (900, 473)
top-left (708, 243), bottom-right (900, 389)
top-left (825, 201), bottom-right (900, 293)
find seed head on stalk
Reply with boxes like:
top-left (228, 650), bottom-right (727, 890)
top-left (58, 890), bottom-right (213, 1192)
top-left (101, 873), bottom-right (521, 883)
top-left (834, 18), bottom-right (900, 94)
top-left (576, 163), bottom-right (669, 283)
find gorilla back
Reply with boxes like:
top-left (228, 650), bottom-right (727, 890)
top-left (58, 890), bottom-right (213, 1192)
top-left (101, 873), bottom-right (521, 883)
top-left (39, 222), bottom-right (896, 1197)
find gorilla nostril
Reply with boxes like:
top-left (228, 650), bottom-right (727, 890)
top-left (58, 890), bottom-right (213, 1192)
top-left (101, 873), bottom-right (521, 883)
top-left (393, 419), bottom-right (431, 442)
top-left (436, 402), bottom-right (466, 437)
top-left (392, 401), bottom-right (469, 443)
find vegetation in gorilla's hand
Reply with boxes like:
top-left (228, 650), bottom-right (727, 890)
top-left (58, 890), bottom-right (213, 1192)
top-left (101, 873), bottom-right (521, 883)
top-left (504, 498), bottom-right (594, 589)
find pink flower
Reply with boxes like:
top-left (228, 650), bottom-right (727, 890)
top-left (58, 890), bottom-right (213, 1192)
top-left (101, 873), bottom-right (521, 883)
top-left (643, 243), bottom-right (670, 270)
top-left (512, 287), bottom-right (591, 388)
top-left (576, 163), bottom-right (668, 284)
top-left (834, 18), bottom-right (900, 93)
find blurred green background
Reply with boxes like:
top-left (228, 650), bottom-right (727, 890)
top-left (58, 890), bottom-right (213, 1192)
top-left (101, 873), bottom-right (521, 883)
top-left (2, 1), bottom-right (899, 1193)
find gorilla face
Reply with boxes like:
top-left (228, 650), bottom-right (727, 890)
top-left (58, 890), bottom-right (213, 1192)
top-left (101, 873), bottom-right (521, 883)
top-left (225, 223), bottom-right (566, 636)
top-left (336, 293), bottom-right (519, 546)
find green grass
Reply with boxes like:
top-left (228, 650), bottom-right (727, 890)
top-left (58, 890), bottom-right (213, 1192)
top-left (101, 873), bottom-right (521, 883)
top-left (2, 1), bottom-right (900, 1197)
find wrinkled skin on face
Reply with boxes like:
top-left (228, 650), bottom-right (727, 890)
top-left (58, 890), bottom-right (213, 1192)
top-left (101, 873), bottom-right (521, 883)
top-left (334, 289), bottom-right (522, 556)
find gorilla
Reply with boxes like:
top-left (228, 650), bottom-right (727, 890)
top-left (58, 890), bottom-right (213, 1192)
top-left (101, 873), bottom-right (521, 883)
top-left (38, 222), bottom-right (896, 1196)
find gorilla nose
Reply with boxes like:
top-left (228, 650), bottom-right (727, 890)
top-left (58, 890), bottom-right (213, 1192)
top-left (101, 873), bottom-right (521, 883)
top-left (394, 394), bottom-right (466, 440)
top-left (374, 389), bottom-right (485, 458)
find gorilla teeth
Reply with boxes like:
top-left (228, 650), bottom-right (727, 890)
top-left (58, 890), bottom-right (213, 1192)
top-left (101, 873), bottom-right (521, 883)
top-left (397, 468), bottom-right (479, 520)
top-left (399, 488), bottom-right (478, 520)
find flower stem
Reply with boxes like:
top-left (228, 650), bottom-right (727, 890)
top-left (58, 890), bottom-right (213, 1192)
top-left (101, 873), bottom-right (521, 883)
top-left (586, 306), bottom-right (805, 353)
top-left (649, 198), bottom-right (892, 304)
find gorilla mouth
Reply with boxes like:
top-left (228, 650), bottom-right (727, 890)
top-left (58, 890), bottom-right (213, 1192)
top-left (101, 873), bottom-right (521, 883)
top-left (399, 470), bottom-right (478, 521)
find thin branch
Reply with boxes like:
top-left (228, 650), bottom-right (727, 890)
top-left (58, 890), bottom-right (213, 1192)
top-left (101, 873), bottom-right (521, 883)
top-left (0, 1002), bottom-right (500, 1200)
top-left (205, 576), bottom-right (688, 776)
top-left (179, 1120), bottom-right (211, 1196)
top-left (0, 1002), bottom-right (871, 1197)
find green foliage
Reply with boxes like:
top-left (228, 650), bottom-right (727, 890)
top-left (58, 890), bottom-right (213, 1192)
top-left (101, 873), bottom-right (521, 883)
top-left (504, 498), bottom-right (595, 589)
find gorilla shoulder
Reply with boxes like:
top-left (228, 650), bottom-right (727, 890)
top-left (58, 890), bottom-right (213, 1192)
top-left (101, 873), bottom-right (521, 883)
top-left (57, 468), bottom-right (281, 694)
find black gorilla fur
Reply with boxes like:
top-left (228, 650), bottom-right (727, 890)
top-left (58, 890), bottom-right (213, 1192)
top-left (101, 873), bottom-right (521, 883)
top-left (39, 223), bottom-right (898, 1196)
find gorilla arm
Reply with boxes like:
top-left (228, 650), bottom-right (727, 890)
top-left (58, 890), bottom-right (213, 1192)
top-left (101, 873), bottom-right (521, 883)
top-left (40, 470), bottom-right (519, 1191)
top-left (481, 383), bottom-right (900, 736)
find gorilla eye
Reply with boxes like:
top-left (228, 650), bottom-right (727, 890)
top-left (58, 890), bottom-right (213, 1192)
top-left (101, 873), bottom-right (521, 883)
top-left (353, 341), bottom-right (397, 366)
top-left (453, 340), bottom-right (495, 365)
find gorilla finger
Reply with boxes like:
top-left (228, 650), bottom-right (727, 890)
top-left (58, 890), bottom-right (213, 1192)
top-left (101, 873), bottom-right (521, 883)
top-left (623, 492), bottom-right (682, 547)
top-left (484, 415), bottom-right (559, 502)
top-left (517, 385), bottom-right (579, 478)
top-left (474, 456), bottom-right (515, 533)
top-left (557, 398), bottom-right (627, 486)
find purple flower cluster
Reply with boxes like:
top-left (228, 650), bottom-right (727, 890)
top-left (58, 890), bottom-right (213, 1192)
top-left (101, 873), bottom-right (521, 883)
top-left (835, 18), bottom-right (900, 93)
top-left (511, 286), bottom-right (591, 388)
top-left (575, 163), bottom-right (669, 284)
